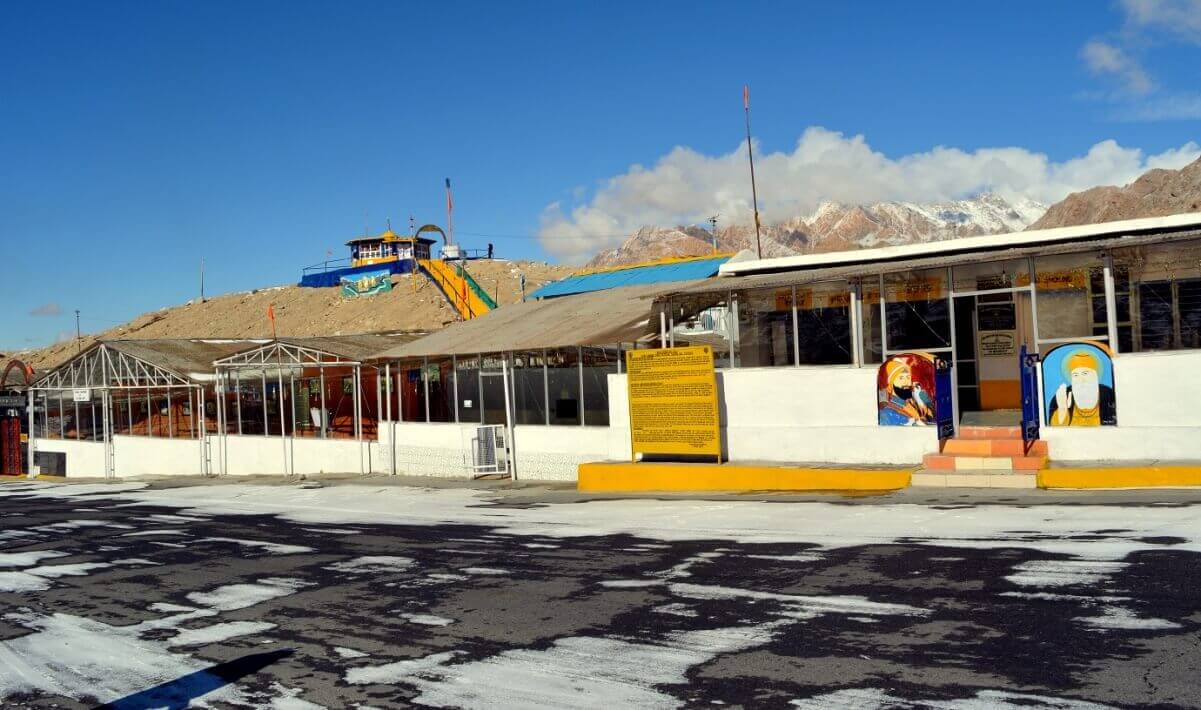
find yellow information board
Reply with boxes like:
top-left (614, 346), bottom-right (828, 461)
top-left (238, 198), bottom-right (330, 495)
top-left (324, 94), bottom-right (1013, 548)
top-left (626, 345), bottom-right (721, 462)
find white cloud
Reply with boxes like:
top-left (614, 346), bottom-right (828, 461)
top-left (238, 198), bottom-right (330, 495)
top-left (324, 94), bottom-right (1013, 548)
top-left (1080, 40), bottom-right (1155, 95)
top-left (1121, 0), bottom-right (1201, 41)
top-left (538, 128), bottom-right (1201, 262)
top-left (29, 302), bottom-right (62, 317)
top-left (1114, 93), bottom-right (1201, 121)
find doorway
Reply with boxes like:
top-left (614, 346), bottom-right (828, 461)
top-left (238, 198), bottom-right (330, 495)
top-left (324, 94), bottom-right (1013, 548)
top-left (952, 288), bottom-right (1036, 425)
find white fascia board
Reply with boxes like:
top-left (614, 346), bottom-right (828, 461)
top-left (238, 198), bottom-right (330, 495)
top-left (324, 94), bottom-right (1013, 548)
top-left (718, 211), bottom-right (1201, 277)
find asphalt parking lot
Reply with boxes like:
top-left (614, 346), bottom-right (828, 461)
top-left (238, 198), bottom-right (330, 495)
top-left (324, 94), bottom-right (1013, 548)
top-left (0, 478), bottom-right (1198, 708)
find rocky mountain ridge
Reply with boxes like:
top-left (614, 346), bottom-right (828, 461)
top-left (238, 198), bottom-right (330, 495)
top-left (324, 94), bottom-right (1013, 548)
top-left (587, 194), bottom-right (1046, 267)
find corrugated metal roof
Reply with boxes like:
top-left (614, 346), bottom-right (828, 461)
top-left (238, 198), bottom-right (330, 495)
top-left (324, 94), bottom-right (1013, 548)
top-left (722, 211), bottom-right (1201, 277)
top-left (528, 256), bottom-right (729, 299)
top-left (665, 227), bottom-right (1201, 298)
top-left (371, 283), bottom-right (690, 359)
top-left (106, 339), bottom-right (264, 376)
top-left (275, 334), bottom-right (424, 361)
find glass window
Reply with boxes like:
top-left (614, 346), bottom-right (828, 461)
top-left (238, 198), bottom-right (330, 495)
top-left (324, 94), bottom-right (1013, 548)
top-left (400, 362), bottom-right (426, 422)
top-left (512, 351), bottom-right (547, 425)
top-left (795, 281), bottom-right (853, 365)
top-left (952, 259), bottom-right (1031, 299)
top-left (1033, 253), bottom-right (1102, 342)
top-left (582, 347), bottom-right (619, 425)
top-left (736, 287), bottom-right (796, 367)
top-left (455, 355), bottom-right (481, 423)
top-left (860, 280), bottom-right (883, 365)
top-left (546, 348), bottom-right (581, 425)
top-left (426, 358), bottom-right (454, 422)
top-left (670, 293), bottom-right (735, 368)
top-left (884, 269), bottom-right (950, 351)
top-left (1113, 239), bottom-right (1201, 352)
top-left (478, 353), bottom-right (508, 425)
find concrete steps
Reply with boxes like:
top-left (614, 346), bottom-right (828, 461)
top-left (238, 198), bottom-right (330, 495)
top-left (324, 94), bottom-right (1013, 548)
top-left (914, 425), bottom-right (1047, 488)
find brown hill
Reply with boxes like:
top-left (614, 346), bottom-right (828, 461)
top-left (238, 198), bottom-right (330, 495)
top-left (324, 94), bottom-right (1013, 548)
top-left (20, 260), bottom-right (573, 374)
top-left (1029, 157), bottom-right (1201, 230)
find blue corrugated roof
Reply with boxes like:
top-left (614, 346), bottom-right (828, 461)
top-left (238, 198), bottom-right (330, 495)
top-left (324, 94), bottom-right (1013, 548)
top-left (529, 256), bottom-right (730, 299)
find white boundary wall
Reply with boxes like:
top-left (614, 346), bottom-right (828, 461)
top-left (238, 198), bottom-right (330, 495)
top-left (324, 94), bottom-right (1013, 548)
top-left (607, 368), bottom-right (934, 465)
top-left (32, 438), bottom-right (106, 477)
top-left (221, 435), bottom-right (367, 476)
top-left (1043, 349), bottom-right (1201, 461)
top-left (113, 436), bottom-right (203, 477)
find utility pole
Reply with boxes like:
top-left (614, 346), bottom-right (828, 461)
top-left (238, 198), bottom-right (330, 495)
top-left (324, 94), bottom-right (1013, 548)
top-left (708, 215), bottom-right (720, 254)
top-left (743, 85), bottom-right (763, 259)
top-left (74, 310), bottom-right (81, 353)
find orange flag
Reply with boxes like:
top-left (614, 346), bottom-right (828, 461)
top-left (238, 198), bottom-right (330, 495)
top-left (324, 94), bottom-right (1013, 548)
top-left (267, 304), bottom-right (277, 338)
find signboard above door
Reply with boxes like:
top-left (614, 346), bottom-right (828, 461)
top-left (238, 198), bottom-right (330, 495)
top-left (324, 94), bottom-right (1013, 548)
top-left (977, 303), bottom-right (1017, 332)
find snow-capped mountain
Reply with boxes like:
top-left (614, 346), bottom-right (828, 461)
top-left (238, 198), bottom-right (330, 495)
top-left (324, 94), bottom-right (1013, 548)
top-left (585, 193), bottom-right (1046, 268)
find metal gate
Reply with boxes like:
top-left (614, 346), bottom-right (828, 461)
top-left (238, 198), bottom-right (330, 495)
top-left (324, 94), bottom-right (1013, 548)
top-left (471, 424), bottom-right (509, 476)
top-left (1020, 345), bottom-right (1041, 446)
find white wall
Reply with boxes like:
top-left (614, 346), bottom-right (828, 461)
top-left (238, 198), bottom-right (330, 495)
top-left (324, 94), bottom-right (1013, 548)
top-left (607, 367), bottom-right (935, 465)
top-left (513, 425), bottom-right (609, 481)
top-left (220, 435), bottom-right (366, 476)
top-left (33, 438), bottom-right (106, 477)
top-left (113, 436), bottom-right (203, 477)
top-left (1044, 349), bottom-right (1201, 461)
top-left (391, 422), bottom-right (476, 478)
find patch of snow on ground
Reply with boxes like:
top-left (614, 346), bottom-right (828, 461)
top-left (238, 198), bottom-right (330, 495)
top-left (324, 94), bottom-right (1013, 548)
top-left (601, 579), bottom-right (663, 588)
top-left (399, 613), bottom-right (455, 626)
top-left (0, 551), bottom-right (69, 567)
top-left (347, 625), bottom-right (784, 709)
top-left (26, 562), bottom-right (112, 578)
top-left (168, 621), bottom-right (277, 647)
top-left (790, 687), bottom-right (1115, 709)
top-left (334, 646), bottom-right (370, 659)
top-left (1076, 606), bottom-right (1183, 631)
top-left (0, 611), bottom-right (244, 706)
top-left (669, 583), bottom-right (928, 619)
top-left (461, 567), bottom-right (509, 575)
top-left (1005, 560), bottom-right (1128, 587)
top-left (121, 529), bottom-right (189, 537)
top-left (326, 556), bottom-right (414, 573)
top-left (199, 537), bottom-right (314, 554)
top-left (746, 553), bottom-right (822, 563)
top-left (187, 578), bottom-right (311, 611)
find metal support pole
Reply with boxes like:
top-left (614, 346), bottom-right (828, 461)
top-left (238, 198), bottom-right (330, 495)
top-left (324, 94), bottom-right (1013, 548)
top-left (261, 371), bottom-right (269, 436)
top-left (451, 355), bottom-right (459, 424)
top-left (730, 293), bottom-right (741, 367)
top-left (102, 389), bottom-right (112, 478)
top-left (850, 284), bottom-right (863, 367)
top-left (542, 349), bottom-right (549, 426)
top-left (277, 366), bottom-right (288, 474)
top-left (198, 386), bottom-right (207, 475)
top-left (422, 357), bottom-right (431, 423)
top-left (659, 311), bottom-right (667, 348)
top-left (946, 267), bottom-right (959, 433)
top-left (578, 346), bottom-right (585, 426)
top-left (145, 387), bottom-right (151, 437)
top-left (319, 367), bottom-right (327, 438)
top-left (502, 357), bottom-right (516, 480)
top-left (74, 398), bottom-right (80, 441)
top-left (1104, 253), bottom-right (1120, 354)
top-left (791, 285), bottom-right (801, 367)
top-left (235, 370), bottom-right (242, 435)
top-left (355, 365), bottom-right (364, 475)
top-left (58, 394), bottom-right (64, 439)
top-left (1028, 257), bottom-right (1041, 353)
top-left (26, 390), bottom-right (35, 476)
top-left (878, 274), bottom-right (889, 357)
top-left (168, 387), bottom-right (175, 438)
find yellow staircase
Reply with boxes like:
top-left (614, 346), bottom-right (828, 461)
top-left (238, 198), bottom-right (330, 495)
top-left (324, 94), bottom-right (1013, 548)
top-left (417, 258), bottom-right (494, 320)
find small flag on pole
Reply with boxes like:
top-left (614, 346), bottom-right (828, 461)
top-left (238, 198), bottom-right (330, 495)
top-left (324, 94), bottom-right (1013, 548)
top-left (743, 85), bottom-right (749, 110)
top-left (267, 304), bottom-right (277, 338)
top-left (445, 178), bottom-right (453, 214)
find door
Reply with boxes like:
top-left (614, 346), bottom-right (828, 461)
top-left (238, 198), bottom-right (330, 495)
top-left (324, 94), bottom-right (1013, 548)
top-left (479, 372), bottom-right (508, 425)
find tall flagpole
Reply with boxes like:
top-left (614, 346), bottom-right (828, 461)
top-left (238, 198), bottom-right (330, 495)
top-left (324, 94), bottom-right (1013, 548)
top-left (743, 85), bottom-right (762, 259)
top-left (445, 178), bottom-right (454, 246)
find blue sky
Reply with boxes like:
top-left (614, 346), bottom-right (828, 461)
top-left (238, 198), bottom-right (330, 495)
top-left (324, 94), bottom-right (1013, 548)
top-left (3, 1), bottom-right (1199, 350)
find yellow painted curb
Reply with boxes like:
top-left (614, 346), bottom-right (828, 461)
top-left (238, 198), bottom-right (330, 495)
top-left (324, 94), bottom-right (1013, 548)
top-left (1038, 466), bottom-right (1201, 489)
top-left (578, 461), bottom-right (912, 493)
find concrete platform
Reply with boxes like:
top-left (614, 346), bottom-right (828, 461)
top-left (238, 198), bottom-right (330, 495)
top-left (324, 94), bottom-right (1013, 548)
top-left (577, 461), bottom-right (912, 493)
top-left (912, 472), bottom-right (1038, 489)
top-left (1038, 463), bottom-right (1201, 489)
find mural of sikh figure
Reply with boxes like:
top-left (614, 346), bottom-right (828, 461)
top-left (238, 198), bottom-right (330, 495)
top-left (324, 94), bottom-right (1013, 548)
top-left (878, 355), bottom-right (935, 426)
top-left (1046, 346), bottom-right (1117, 426)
